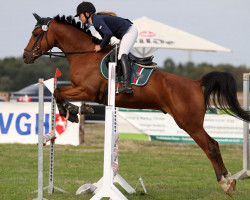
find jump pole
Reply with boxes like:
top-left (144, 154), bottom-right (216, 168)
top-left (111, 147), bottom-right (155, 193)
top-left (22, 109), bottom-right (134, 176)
top-left (34, 78), bottom-right (47, 200)
top-left (34, 78), bottom-right (66, 200)
top-left (42, 77), bottom-right (67, 193)
top-left (89, 62), bottom-right (132, 200)
top-left (232, 73), bottom-right (250, 179)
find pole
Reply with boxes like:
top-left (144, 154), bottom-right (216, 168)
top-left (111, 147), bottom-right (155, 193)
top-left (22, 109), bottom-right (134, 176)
top-left (34, 77), bottom-right (66, 199)
top-left (243, 73), bottom-right (249, 172)
top-left (48, 78), bottom-right (56, 194)
top-left (34, 78), bottom-right (47, 200)
top-left (90, 63), bottom-right (128, 200)
top-left (43, 78), bottom-right (67, 193)
top-left (232, 73), bottom-right (250, 179)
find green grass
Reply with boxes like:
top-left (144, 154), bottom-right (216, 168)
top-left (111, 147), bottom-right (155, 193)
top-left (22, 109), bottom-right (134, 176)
top-left (119, 133), bottom-right (149, 141)
top-left (0, 123), bottom-right (250, 200)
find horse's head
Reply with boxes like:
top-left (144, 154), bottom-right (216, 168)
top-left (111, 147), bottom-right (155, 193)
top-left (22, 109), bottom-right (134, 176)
top-left (23, 13), bottom-right (55, 64)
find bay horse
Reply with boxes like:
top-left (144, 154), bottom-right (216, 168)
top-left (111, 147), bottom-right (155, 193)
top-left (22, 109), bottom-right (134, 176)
top-left (23, 14), bottom-right (249, 197)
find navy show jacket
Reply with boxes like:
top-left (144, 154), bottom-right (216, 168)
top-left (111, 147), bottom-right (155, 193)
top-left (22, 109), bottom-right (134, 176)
top-left (91, 14), bottom-right (132, 49)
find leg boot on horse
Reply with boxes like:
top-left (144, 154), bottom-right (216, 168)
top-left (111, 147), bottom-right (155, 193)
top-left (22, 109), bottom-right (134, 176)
top-left (56, 101), bottom-right (94, 123)
top-left (54, 88), bottom-right (94, 123)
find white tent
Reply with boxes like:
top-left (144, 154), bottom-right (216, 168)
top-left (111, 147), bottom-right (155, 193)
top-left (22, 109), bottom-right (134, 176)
top-left (131, 17), bottom-right (231, 57)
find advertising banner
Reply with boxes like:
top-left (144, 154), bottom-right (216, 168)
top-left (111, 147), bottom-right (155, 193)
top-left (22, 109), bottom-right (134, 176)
top-left (118, 108), bottom-right (245, 144)
top-left (0, 102), bottom-right (80, 146)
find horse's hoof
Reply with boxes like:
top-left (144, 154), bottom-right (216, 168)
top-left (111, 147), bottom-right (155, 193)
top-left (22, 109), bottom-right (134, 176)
top-left (225, 172), bottom-right (236, 191)
top-left (67, 114), bottom-right (79, 123)
top-left (226, 180), bottom-right (236, 197)
top-left (219, 176), bottom-right (235, 197)
top-left (230, 179), bottom-right (236, 191)
top-left (226, 186), bottom-right (233, 197)
top-left (80, 104), bottom-right (94, 114)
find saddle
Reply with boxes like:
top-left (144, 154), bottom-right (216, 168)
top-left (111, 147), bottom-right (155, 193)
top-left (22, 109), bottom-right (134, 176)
top-left (99, 46), bottom-right (156, 104)
top-left (106, 47), bottom-right (157, 68)
top-left (100, 48), bottom-right (155, 87)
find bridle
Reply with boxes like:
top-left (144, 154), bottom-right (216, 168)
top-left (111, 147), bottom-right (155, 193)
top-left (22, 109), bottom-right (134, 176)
top-left (24, 20), bottom-right (95, 58)
top-left (24, 23), bottom-right (53, 57)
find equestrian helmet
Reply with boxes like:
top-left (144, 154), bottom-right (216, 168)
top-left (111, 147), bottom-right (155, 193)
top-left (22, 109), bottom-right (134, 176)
top-left (75, 2), bottom-right (96, 17)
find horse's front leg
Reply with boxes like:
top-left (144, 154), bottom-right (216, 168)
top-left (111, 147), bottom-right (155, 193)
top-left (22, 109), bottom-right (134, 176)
top-left (54, 86), bottom-right (94, 123)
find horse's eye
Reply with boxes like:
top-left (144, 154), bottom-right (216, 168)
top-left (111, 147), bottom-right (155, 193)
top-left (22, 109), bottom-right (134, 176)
top-left (33, 33), bottom-right (38, 37)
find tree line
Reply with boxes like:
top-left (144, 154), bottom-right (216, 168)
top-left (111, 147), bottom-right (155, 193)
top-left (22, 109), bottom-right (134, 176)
top-left (0, 56), bottom-right (70, 91)
top-left (161, 58), bottom-right (249, 91)
top-left (0, 56), bottom-right (249, 92)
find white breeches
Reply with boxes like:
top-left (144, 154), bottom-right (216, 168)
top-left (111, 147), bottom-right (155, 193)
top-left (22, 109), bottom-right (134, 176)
top-left (118, 24), bottom-right (138, 60)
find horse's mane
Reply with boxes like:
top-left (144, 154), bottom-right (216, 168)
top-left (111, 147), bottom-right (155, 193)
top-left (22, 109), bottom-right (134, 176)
top-left (53, 15), bottom-right (92, 37)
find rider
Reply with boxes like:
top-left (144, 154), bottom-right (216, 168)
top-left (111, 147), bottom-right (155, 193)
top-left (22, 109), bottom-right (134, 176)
top-left (75, 1), bottom-right (138, 93)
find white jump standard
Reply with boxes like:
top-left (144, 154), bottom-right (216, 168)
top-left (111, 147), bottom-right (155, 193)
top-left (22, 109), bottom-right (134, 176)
top-left (33, 78), bottom-right (66, 200)
top-left (76, 62), bottom-right (139, 199)
top-left (90, 62), bottom-right (131, 200)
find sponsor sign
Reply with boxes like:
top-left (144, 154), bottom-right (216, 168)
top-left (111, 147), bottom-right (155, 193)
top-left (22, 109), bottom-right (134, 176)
top-left (118, 108), bottom-right (245, 144)
top-left (139, 31), bottom-right (156, 37)
top-left (0, 102), bottom-right (80, 146)
top-left (135, 38), bottom-right (174, 45)
top-left (136, 30), bottom-right (174, 45)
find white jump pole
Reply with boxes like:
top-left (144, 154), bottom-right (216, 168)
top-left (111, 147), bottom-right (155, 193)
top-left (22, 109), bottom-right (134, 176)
top-left (34, 78), bottom-right (66, 200)
top-left (90, 62), bottom-right (129, 200)
top-left (42, 78), bottom-right (67, 193)
top-left (34, 78), bottom-right (47, 200)
top-left (232, 73), bottom-right (250, 179)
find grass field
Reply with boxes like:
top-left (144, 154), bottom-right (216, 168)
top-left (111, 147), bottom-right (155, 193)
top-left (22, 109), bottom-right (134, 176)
top-left (0, 123), bottom-right (250, 200)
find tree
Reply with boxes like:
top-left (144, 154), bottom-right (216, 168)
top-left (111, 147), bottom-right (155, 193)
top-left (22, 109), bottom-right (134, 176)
top-left (162, 58), bottom-right (176, 73)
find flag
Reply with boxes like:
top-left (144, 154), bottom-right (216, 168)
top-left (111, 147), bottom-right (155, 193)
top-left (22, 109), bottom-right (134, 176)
top-left (54, 68), bottom-right (62, 79)
top-left (43, 78), bottom-right (54, 94)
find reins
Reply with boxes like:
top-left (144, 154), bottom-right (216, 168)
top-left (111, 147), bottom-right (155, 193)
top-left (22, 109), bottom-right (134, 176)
top-left (40, 50), bottom-right (96, 58)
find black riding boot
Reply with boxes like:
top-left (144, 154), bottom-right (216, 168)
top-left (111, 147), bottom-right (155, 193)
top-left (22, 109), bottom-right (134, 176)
top-left (118, 54), bottom-right (133, 93)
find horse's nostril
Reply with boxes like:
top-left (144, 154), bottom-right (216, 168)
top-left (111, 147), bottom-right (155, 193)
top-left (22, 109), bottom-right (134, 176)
top-left (23, 54), bottom-right (26, 60)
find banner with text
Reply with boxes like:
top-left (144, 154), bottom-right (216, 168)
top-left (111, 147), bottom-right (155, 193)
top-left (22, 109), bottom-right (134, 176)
top-left (0, 102), bottom-right (80, 146)
top-left (118, 108), bottom-right (245, 144)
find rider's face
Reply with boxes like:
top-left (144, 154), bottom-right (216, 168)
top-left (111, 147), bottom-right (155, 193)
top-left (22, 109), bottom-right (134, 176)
top-left (79, 13), bottom-right (90, 24)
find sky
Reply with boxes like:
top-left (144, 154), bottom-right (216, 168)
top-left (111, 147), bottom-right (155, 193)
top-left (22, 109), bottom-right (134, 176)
top-left (1, 0), bottom-right (250, 67)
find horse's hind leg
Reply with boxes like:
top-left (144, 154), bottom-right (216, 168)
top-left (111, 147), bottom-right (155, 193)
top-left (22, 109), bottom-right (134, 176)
top-left (177, 119), bottom-right (236, 196)
top-left (193, 129), bottom-right (235, 195)
top-left (161, 73), bottom-right (236, 196)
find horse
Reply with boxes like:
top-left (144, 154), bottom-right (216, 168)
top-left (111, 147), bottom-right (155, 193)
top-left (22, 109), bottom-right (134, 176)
top-left (23, 14), bottom-right (249, 197)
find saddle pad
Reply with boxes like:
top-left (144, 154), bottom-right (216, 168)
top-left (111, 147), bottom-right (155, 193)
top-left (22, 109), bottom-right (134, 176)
top-left (100, 53), bottom-right (154, 87)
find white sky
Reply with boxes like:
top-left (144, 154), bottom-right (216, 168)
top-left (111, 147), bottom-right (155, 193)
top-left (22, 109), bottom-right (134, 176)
top-left (1, 0), bottom-right (250, 67)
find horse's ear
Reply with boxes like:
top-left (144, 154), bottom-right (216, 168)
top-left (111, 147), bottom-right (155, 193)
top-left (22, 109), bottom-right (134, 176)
top-left (33, 13), bottom-right (42, 23)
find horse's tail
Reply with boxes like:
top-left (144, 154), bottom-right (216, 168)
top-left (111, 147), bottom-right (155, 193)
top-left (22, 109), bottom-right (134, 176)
top-left (201, 71), bottom-right (250, 122)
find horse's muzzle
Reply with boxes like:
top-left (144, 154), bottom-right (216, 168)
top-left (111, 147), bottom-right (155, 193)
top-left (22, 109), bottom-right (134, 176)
top-left (23, 52), bottom-right (35, 64)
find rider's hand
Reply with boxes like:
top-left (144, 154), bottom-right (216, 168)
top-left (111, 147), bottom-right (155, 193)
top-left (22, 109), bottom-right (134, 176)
top-left (94, 45), bottom-right (102, 52)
